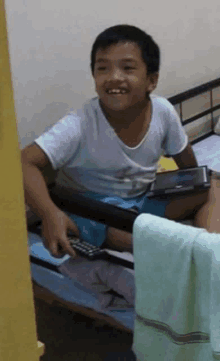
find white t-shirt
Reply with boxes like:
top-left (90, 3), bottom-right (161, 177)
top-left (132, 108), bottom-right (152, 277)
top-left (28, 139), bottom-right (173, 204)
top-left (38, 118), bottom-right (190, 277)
top-left (35, 95), bottom-right (188, 198)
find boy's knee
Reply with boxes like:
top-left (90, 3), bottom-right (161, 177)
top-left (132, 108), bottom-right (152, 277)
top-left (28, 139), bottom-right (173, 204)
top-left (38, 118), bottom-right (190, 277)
top-left (104, 227), bottom-right (133, 253)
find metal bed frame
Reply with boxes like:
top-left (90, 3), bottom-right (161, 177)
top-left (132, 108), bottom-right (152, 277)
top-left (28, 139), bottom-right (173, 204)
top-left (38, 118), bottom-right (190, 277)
top-left (169, 77), bottom-right (220, 145)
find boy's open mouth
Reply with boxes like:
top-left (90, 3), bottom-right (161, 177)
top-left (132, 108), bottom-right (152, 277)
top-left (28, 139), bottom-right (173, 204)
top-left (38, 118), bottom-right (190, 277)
top-left (106, 88), bottom-right (128, 95)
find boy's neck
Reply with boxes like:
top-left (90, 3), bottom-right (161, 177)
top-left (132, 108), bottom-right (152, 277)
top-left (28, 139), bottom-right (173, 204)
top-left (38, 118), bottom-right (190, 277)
top-left (99, 97), bottom-right (151, 132)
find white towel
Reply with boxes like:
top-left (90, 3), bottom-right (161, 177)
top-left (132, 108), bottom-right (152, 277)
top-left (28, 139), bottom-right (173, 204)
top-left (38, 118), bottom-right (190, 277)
top-left (132, 213), bottom-right (220, 361)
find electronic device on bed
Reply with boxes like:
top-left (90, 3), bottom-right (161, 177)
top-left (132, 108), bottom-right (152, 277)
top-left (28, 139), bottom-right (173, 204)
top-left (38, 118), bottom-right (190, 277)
top-left (69, 237), bottom-right (108, 260)
top-left (146, 165), bottom-right (211, 198)
top-left (69, 237), bottom-right (134, 269)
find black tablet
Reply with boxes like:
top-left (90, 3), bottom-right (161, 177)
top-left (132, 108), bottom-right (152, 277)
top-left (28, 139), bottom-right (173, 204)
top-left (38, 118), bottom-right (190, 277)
top-left (147, 165), bottom-right (211, 198)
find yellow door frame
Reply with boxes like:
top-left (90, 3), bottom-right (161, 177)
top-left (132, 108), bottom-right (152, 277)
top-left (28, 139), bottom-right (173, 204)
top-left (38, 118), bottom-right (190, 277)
top-left (0, 0), bottom-right (44, 359)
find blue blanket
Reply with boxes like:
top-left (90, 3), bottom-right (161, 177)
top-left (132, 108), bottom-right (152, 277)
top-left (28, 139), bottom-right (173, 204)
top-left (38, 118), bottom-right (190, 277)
top-left (28, 231), bottom-right (135, 330)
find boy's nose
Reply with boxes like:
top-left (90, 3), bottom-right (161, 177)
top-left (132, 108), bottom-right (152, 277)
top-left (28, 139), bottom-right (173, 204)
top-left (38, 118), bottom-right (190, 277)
top-left (109, 68), bottom-right (124, 81)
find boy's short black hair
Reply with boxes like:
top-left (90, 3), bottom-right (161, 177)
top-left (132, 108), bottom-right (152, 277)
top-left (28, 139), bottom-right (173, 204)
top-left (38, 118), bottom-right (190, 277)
top-left (90, 24), bottom-right (160, 75)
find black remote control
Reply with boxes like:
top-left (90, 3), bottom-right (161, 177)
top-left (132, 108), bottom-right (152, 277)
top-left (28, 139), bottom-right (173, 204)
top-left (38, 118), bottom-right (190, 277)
top-left (69, 237), bottom-right (108, 260)
top-left (69, 237), bottom-right (134, 269)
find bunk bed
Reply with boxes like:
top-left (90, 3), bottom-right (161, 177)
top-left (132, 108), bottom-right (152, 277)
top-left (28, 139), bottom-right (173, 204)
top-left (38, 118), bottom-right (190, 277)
top-left (28, 77), bottom-right (220, 334)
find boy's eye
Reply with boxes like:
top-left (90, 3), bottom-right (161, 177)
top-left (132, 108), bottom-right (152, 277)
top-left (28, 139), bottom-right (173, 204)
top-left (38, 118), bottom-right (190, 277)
top-left (97, 67), bottom-right (107, 71)
top-left (124, 66), bottom-right (135, 71)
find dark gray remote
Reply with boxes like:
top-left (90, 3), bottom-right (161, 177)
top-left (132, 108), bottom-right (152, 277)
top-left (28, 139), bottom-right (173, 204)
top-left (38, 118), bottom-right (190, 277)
top-left (69, 237), bottom-right (108, 260)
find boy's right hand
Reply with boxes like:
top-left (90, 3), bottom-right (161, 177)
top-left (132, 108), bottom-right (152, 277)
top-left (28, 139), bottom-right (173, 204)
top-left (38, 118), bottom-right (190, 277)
top-left (41, 208), bottom-right (79, 259)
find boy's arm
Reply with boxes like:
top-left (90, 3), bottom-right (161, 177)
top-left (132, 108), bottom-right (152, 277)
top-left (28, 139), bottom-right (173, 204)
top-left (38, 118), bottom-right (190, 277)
top-left (172, 143), bottom-right (198, 170)
top-left (21, 143), bottom-right (59, 218)
top-left (21, 143), bottom-right (78, 258)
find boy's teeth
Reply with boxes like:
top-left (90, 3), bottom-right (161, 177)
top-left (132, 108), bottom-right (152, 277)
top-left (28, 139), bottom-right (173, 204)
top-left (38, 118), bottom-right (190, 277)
top-left (107, 89), bottom-right (126, 94)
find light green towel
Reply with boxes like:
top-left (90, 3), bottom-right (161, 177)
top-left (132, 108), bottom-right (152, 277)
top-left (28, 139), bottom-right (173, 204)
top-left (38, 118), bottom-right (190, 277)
top-left (132, 213), bottom-right (220, 361)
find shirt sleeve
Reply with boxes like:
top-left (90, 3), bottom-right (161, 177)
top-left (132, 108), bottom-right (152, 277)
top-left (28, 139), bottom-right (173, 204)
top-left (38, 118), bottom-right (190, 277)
top-left (163, 101), bottom-right (188, 156)
top-left (34, 112), bottom-right (82, 170)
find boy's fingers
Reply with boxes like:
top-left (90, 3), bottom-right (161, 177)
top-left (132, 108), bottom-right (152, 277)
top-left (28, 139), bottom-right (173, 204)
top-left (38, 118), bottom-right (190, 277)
top-left (50, 242), bottom-right (64, 258)
top-left (50, 239), bottom-right (76, 259)
top-left (59, 235), bottom-right (77, 258)
top-left (44, 237), bottom-right (76, 258)
top-left (41, 214), bottom-right (78, 258)
top-left (63, 242), bottom-right (77, 258)
top-left (43, 234), bottom-right (67, 258)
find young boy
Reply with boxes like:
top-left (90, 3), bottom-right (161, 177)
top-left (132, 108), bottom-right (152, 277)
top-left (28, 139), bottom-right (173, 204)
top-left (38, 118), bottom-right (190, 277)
top-left (22, 24), bottom-right (220, 259)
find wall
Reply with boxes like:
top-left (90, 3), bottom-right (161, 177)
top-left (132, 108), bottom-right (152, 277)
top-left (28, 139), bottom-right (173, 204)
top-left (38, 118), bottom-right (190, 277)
top-left (4, 0), bottom-right (220, 147)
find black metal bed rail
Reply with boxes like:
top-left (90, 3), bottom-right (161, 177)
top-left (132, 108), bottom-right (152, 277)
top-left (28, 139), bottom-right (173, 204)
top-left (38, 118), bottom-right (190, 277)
top-left (167, 77), bottom-right (220, 144)
top-left (168, 78), bottom-right (220, 105)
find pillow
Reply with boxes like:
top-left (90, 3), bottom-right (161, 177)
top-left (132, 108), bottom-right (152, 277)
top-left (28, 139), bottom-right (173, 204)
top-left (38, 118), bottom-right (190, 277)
top-left (157, 156), bottom-right (178, 173)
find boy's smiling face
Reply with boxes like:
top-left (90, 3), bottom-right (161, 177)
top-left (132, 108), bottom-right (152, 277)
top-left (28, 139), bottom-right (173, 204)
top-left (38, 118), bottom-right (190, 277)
top-left (93, 42), bottom-right (159, 113)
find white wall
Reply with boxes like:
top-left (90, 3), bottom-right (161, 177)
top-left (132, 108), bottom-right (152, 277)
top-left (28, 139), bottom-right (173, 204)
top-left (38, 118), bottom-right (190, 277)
top-left (5, 0), bottom-right (220, 147)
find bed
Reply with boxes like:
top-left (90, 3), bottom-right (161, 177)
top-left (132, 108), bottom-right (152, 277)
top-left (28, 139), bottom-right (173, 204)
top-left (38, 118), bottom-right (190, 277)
top-left (28, 77), bottom-right (220, 334)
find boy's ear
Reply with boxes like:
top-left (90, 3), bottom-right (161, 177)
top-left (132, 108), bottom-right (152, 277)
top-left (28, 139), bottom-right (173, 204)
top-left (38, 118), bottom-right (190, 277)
top-left (148, 72), bottom-right (159, 92)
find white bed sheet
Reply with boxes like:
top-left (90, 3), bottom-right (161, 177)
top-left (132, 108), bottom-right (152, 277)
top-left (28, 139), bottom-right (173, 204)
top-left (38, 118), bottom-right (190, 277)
top-left (192, 135), bottom-right (220, 172)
